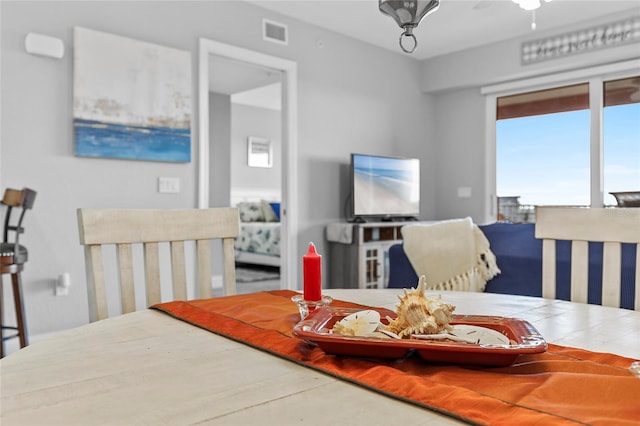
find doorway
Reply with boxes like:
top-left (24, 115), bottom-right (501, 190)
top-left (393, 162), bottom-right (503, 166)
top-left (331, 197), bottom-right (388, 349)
top-left (212, 54), bottom-right (282, 292)
top-left (198, 38), bottom-right (298, 291)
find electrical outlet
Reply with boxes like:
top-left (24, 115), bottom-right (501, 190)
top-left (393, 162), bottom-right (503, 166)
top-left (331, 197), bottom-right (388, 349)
top-left (158, 177), bottom-right (180, 193)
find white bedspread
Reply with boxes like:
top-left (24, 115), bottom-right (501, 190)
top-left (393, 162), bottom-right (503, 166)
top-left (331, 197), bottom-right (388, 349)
top-left (234, 222), bottom-right (281, 257)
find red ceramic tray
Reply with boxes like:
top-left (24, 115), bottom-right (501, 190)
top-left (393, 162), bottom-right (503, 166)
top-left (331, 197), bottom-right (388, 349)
top-left (293, 306), bottom-right (547, 366)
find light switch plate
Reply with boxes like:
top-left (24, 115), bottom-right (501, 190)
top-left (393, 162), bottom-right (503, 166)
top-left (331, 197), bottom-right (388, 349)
top-left (158, 177), bottom-right (180, 193)
top-left (457, 186), bottom-right (472, 198)
top-left (56, 273), bottom-right (70, 296)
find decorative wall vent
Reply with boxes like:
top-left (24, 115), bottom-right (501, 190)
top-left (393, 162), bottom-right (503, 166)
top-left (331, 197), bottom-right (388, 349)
top-left (263, 19), bottom-right (288, 45)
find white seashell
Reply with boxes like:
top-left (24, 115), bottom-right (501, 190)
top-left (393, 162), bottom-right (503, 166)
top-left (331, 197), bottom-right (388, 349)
top-left (334, 310), bottom-right (381, 336)
top-left (412, 333), bottom-right (470, 343)
top-left (448, 325), bottom-right (510, 345)
top-left (376, 328), bottom-right (401, 339)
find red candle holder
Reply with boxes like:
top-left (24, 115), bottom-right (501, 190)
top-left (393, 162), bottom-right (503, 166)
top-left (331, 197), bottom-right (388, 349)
top-left (291, 294), bottom-right (333, 320)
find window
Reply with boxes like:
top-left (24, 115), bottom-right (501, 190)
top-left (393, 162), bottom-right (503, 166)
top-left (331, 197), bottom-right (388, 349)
top-left (494, 75), bottom-right (639, 223)
top-left (603, 77), bottom-right (640, 206)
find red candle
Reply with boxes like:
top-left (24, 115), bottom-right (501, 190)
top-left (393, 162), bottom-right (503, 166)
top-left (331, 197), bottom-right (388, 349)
top-left (303, 242), bottom-right (322, 301)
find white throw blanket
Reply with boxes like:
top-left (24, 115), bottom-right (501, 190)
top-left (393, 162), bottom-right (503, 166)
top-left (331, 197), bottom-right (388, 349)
top-left (401, 218), bottom-right (500, 292)
top-left (325, 223), bottom-right (353, 244)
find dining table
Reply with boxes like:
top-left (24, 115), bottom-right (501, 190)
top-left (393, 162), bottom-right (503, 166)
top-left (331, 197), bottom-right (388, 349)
top-left (1, 288), bottom-right (638, 425)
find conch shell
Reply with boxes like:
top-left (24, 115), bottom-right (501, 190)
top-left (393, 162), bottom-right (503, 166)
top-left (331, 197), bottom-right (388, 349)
top-left (383, 275), bottom-right (455, 338)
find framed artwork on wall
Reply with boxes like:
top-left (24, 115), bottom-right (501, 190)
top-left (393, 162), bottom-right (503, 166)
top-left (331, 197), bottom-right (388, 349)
top-left (72, 27), bottom-right (192, 162)
top-left (247, 137), bottom-right (273, 168)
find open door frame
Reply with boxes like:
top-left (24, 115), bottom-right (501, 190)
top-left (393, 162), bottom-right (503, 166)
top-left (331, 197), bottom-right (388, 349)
top-left (198, 38), bottom-right (298, 291)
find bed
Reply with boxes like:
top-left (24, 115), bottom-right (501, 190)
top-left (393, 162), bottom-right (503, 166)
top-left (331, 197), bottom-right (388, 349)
top-left (234, 199), bottom-right (281, 268)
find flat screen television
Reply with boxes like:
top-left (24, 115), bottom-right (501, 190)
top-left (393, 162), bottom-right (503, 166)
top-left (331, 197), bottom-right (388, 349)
top-left (350, 153), bottom-right (420, 222)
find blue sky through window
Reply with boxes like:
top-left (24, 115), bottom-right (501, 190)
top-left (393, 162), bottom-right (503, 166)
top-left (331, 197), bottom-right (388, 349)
top-left (497, 102), bottom-right (639, 206)
top-left (603, 103), bottom-right (640, 204)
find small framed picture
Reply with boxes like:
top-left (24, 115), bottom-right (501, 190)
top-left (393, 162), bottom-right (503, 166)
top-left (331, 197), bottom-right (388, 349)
top-left (247, 137), bottom-right (272, 168)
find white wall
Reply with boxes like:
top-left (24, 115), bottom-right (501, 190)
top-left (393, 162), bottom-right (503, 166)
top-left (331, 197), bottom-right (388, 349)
top-left (432, 88), bottom-right (488, 222)
top-left (231, 104), bottom-right (281, 199)
top-left (1, 1), bottom-right (431, 337)
top-left (209, 91), bottom-right (232, 208)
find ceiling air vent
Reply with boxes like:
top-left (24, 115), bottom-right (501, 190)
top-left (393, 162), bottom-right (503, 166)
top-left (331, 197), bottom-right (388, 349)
top-left (263, 19), bottom-right (288, 45)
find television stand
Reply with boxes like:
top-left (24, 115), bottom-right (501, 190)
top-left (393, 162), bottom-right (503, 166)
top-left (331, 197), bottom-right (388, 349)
top-left (327, 220), bottom-right (434, 290)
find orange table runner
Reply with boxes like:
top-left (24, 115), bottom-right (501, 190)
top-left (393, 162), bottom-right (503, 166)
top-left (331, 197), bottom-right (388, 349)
top-left (152, 290), bottom-right (639, 426)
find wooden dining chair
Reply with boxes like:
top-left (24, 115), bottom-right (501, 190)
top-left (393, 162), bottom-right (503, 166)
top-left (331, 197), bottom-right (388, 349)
top-left (535, 206), bottom-right (640, 310)
top-left (77, 208), bottom-right (239, 322)
top-left (1, 187), bottom-right (37, 358)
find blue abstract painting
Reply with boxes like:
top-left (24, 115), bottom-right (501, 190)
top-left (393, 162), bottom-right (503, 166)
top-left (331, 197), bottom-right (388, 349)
top-left (73, 27), bottom-right (191, 162)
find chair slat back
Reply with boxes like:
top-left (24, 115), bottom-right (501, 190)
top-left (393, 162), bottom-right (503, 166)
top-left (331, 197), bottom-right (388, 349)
top-left (77, 208), bottom-right (240, 322)
top-left (2, 188), bottom-right (37, 244)
top-left (535, 207), bottom-right (640, 310)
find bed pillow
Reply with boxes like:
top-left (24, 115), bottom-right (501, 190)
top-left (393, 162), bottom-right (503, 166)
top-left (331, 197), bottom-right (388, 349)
top-left (262, 200), bottom-right (279, 222)
top-left (237, 201), bottom-right (265, 222)
top-left (269, 202), bottom-right (281, 221)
